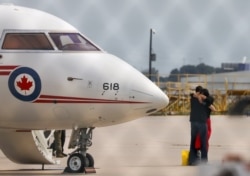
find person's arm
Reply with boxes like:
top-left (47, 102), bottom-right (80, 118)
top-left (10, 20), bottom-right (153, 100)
top-left (207, 96), bottom-right (216, 111)
top-left (209, 104), bottom-right (216, 111)
top-left (192, 92), bottom-right (204, 103)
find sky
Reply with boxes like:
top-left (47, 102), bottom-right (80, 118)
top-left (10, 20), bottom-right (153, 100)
top-left (2, 0), bottom-right (250, 75)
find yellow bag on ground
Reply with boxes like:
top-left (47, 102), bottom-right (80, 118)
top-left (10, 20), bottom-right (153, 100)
top-left (181, 150), bottom-right (189, 166)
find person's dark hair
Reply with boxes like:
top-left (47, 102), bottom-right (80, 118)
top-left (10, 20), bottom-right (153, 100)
top-left (195, 86), bottom-right (203, 93)
top-left (202, 88), bottom-right (209, 97)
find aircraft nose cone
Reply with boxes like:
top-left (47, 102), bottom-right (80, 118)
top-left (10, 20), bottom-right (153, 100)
top-left (129, 76), bottom-right (169, 115)
top-left (158, 90), bottom-right (169, 108)
top-left (150, 87), bottom-right (169, 113)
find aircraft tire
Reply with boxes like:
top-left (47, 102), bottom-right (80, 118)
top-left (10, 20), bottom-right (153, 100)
top-left (86, 153), bottom-right (94, 167)
top-left (67, 153), bottom-right (86, 173)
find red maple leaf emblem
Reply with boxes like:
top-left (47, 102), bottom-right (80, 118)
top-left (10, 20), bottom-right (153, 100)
top-left (16, 75), bottom-right (33, 94)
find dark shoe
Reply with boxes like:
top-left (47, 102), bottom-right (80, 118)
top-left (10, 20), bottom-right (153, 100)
top-left (62, 153), bottom-right (67, 157)
top-left (188, 159), bottom-right (200, 166)
top-left (189, 162), bottom-right (198, 166)
top-left (56, 152), bottom-right (65, 158)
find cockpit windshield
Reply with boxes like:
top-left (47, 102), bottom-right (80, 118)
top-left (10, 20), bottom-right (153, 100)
top-left (49, 33), bottom-right (100, 51)
top-left (2, 33), bottom-right (53, 50)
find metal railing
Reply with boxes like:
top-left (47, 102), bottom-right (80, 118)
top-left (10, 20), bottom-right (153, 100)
top-left (148, 73), bottom-right (250, 115)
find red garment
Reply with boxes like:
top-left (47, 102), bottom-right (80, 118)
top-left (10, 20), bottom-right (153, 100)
top-left (195, 118), bottom-right (211, 150)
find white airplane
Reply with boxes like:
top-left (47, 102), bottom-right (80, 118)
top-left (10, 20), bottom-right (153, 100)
top-left (0, 4), bottom-right (169, 173)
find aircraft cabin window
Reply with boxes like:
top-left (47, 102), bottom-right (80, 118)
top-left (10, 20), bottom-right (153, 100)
top-left (2, 33), bottom-right (54, 50)
top-left (49, 33), bottom-right (100, 51)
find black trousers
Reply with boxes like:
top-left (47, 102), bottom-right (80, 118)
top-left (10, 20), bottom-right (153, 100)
top-left (188, 121), bottom-right (207, 165)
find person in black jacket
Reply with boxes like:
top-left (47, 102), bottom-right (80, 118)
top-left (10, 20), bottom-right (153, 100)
top-left (194, 88), bottom-right (216, 159)
top-left (188, 86), bottom-right (208, 165)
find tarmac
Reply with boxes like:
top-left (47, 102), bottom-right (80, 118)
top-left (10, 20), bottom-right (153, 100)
top-left (0, 115), bottom-right (250, 176)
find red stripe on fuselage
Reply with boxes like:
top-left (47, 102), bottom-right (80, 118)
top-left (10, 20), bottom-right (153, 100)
top-left (0, 65), bottom-right (19, 70)
top-left (34, 94), bottom-right (149, 104)
top-left (39, 94), bottom-right (112, 101)
top-left (34, 99), bottom-right (148, 104)
top-left (0, 71), bottom-right (10, 75)
top-left (0, 66), bottom-right (19, 75)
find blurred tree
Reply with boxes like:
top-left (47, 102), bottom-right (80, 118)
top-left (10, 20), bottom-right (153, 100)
top-left (196, 63), bottom-right (215, 74)
top-left (180, 65), bottom-right (197, 74)
top-left (159, 63), bottom-right (227, 82)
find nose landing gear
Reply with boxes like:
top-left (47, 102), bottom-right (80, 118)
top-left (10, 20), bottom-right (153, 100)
top-left (64, 127), bottom-right (95, 173)
top-left (67, 153), bottom-right (94, 173)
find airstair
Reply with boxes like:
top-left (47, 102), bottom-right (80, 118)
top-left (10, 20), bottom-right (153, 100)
top-left (0, 129), bottom-right (58, 164)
